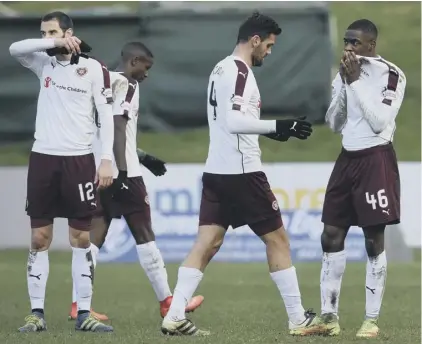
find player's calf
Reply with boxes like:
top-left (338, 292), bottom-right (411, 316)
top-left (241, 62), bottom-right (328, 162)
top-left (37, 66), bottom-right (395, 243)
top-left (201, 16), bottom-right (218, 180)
top-left (363, 226), bottom-right (387, 326)
top-left (320, 225), bottom-right (349, 253)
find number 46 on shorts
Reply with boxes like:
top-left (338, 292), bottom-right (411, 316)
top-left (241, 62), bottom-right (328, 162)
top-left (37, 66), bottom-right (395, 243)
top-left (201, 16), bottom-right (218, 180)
top-left (365, 189), bottom-right (389, 210)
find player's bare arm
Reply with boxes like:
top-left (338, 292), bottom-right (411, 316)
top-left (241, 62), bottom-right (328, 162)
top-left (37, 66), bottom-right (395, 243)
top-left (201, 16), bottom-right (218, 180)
top-left (347, 51), bottom-right (406, 134)
top-left (110, 115), bottom-right (129, 191)
top-left (113, 115), bottom-right (128, 172)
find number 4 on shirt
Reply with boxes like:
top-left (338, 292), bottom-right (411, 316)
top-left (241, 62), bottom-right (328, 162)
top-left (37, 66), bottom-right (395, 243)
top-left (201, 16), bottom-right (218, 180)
top-left (209, 81), bottom-right (217, 120)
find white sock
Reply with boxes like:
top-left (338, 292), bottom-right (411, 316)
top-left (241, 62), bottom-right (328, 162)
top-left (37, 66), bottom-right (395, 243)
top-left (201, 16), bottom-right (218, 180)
top-left (165, 267), bottom-right (203, 321)
top-left (136, 242), bottom-right (172, 302)
top-left (27, 250), bottom-right (49, 311)
top-left (270, 266), bottom-right (306, 325)
top-left (72, 247), bottom-right (94, 312)
top-left (365, 251), bottom-right (387, 319)
top-left (72, 243), bottom-right (99, 303)
top-left (320, 250), bottom-right (346, 316)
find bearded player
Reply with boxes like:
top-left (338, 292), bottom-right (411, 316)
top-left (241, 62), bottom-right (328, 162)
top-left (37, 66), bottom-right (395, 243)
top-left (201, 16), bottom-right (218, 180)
top-left (161, 12), bottom-right (319, 337)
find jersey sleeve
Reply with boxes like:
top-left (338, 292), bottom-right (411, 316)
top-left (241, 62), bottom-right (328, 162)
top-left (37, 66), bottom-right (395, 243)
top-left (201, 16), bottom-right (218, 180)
top-left (91, 60), bottom-right (113, 107)
top-left (91, 60), bottom-right (114, 161)
top-left (9, 39), bottom-right (55, 78)
top-left (223, 60), bottom-right (276, 134)
top-left (226, 60), bottom-right (254, 115)
top-left (325, 72), bottom-right (347, 133)
top-left (350, 66), bottom-right (406, 134)
top-left (112, 78), bottom-right (138, 119)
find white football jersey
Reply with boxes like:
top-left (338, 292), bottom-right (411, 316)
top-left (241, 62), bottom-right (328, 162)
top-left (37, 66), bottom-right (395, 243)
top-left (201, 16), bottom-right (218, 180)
top-left (93, 72), bottom-right (141, 178)
top-left (204, 55), bottom-right (262, 174)
top-left (329, 56), bottom-right (406, 150)
top-left (13, 49), bottom-right (113, 156)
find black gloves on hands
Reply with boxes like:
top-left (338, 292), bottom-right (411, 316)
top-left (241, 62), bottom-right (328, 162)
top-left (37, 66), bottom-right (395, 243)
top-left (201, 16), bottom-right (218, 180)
top-left (46, 40), bottom-right (92, 65)
top-left (109, 170), bottom-right (129, 198)
top-left (137, 149), bottom-right (167, 177)
top-left (265, 117), bottom-right (313, 142)
top-left (263, 132), bottom-right (290, 142)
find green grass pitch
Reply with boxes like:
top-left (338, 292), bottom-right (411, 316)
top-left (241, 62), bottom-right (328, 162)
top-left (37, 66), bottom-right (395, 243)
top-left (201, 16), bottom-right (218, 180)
top-left (0, 250), bottom-right (420, 343)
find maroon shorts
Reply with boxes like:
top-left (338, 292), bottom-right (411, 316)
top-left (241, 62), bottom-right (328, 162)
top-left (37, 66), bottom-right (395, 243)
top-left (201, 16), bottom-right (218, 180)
top-left (95, 176), bottom-right (151, 222)
top-left (26, 152), bottom-right (96, 224)
top-left (199, 171), bottom-right (283, 236)
top-left (322, 144), bottom-right (400, 228)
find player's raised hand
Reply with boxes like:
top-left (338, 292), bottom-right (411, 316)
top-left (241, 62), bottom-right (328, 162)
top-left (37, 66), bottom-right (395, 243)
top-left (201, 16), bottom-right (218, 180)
top-left (274, 116), bottom-right (313, 140)
top-left (54, 36), bottom-right (81, 54)
top-left (344, 51), bottom-right (361, 85)
top-left (96, 159), bottom-right (114, 189)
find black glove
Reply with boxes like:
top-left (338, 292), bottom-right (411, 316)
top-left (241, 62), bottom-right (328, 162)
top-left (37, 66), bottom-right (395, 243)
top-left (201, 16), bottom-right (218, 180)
top-left (274, 116), bottom-right (313, 140)
top-left (137, 149), bottom-right (167, 176)
top-left (46, 40), bottom-right (92, 65)
top-left (109, 170), bottom-right (129, 198)
top-left (263, 132), bottom-right (290, 142)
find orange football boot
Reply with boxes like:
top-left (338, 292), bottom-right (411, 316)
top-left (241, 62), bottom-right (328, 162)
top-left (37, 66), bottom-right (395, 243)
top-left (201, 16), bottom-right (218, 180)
top-left (68, 302), bottom-right (109, 321)
top-left (160, 295), bottom-right (204, 318)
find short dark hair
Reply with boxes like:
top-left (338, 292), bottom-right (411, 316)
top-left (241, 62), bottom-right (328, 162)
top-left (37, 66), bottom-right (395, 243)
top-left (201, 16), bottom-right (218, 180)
top-left (41, 11), bottom-right (73, 31)
top-left (237, 11), bottom-right (282, 44)
top-left (121, 42), bottom-right (153, 62)
top-left (347, 19), bottom-right (378, 40)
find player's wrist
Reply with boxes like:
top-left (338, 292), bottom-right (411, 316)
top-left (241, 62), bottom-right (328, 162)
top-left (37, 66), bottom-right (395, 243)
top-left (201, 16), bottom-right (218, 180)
top-left (268, 120), bottom-right (277, 133)
top-left (117, 170), bottom-right (127, 179)
top-left (100, 156), bottom-right (113, 163)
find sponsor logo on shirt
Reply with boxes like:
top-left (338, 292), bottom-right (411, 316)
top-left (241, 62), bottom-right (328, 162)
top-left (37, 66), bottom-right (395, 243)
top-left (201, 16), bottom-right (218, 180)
top-left (43, 77), bottom-right (87, 94)
top-left (44, 77), bottom-right (52, 88)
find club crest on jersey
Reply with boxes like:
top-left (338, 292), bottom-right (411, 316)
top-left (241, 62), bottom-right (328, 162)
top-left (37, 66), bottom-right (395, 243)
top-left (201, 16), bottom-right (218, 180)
top-left (272, 200), bottom-right (279, 211)
top-left (76, 67), bottom-right (88, 77)
top-left (144, 196), bottom-right (150, 205)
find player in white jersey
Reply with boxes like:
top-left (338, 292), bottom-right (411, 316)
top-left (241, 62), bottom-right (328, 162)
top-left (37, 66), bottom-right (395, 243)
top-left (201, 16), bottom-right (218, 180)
top-left (162, 12), bottom-right (319, 337)
top-left (314, 19), bottom-right (406, 338)
top-left (10, 11), bottom-right (114, 333)
top-left (68, 42), bottom-right (204, 321)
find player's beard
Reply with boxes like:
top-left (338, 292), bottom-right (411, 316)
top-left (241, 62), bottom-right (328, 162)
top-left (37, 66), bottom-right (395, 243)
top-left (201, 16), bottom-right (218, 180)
top-left (252, 55), bottom-right (263, 67)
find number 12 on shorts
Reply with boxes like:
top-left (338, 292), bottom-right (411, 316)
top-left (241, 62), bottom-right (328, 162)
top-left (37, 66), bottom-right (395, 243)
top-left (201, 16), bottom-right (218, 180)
top-left (78, 182), bottom-right (94, 202)
top-left (365, 189), bottom-right (389, 210)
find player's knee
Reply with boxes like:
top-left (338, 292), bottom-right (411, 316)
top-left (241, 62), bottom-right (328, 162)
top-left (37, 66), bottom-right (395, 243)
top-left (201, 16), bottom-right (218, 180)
top-left (69, 227), bottom-right (91, 249)
top-left (132, 224), bottom-right (156, 245)
top-left (363, 225), bottom-right (385, 257)
top-left (321, 225), bottom-right (346, 252)
top-left (31, 226), bottom-right (52, 251)
top-left (125, 213), bottom-right (155, 245)
top-left (89, 216), bottom-right (110, 249)
top-left (261, 226), bottom-right (290, 251)
top-left (195, 225), bottom-right (225, 257)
